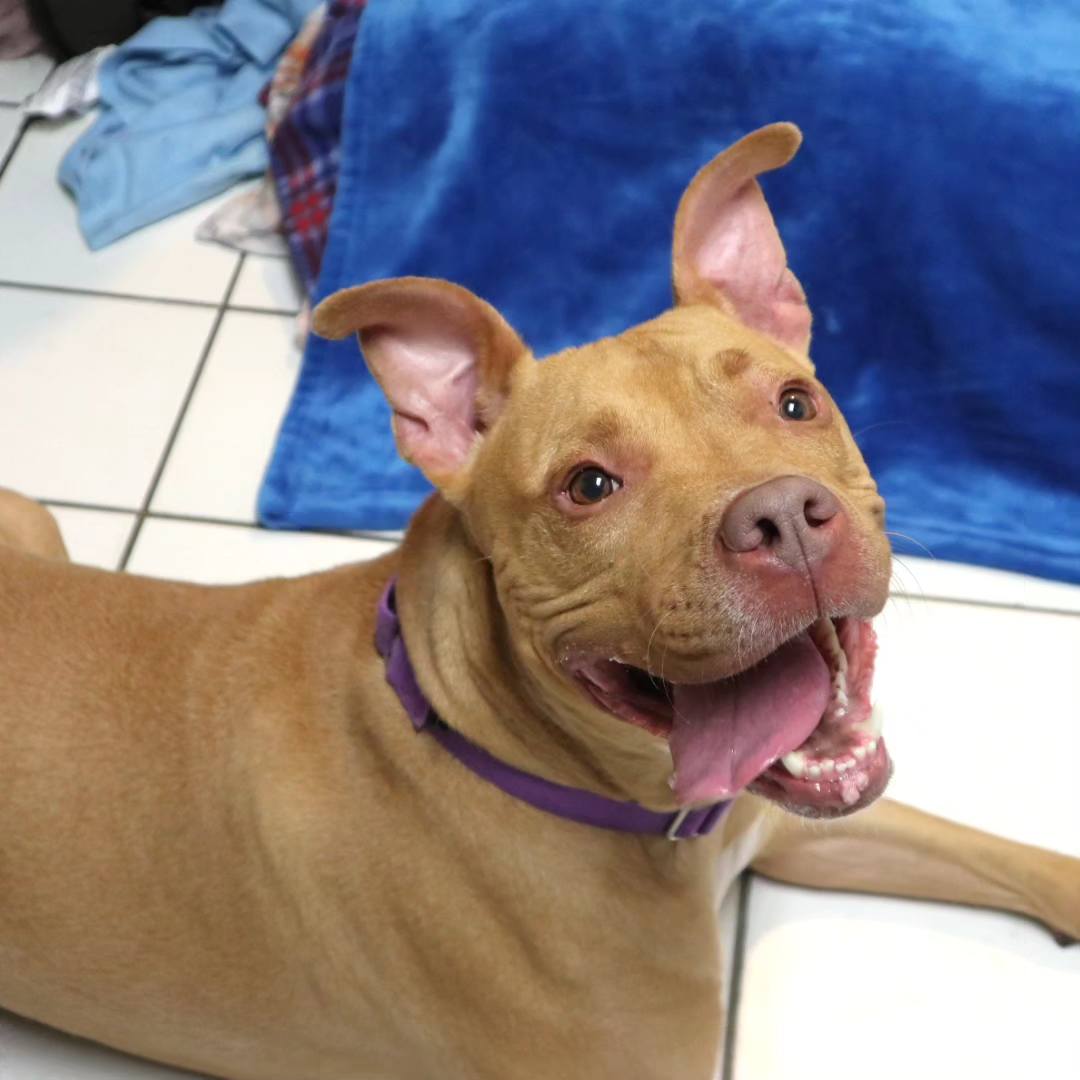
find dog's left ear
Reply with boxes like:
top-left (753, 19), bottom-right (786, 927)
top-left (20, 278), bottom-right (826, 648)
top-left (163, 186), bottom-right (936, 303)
top-left (313, 276), bottom-right (530, 497)
top-left (672, 122), bottom-right (811, 354)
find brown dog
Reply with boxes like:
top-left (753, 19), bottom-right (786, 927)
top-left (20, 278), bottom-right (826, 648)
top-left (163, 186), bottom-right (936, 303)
top-left (1, 124), bottom-right (1077, 1080)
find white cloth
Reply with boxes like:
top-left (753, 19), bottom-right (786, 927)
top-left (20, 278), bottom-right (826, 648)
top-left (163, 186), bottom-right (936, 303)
top-left (21, 46), bottom-right (114, 118)
top-left (196, 180), bottom-right (289, 257)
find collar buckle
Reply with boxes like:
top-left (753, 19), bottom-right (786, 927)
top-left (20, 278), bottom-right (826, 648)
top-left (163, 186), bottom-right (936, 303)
top-left (665, 807), bottom-right (693, 841)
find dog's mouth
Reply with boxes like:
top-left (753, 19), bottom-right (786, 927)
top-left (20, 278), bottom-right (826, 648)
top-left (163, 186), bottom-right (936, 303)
top-left (568, 617), bottom-right (889, 818)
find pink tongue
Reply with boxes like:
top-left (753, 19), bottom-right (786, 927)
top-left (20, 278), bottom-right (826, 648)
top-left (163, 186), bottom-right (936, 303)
top-left (669, 634), bottom-right (830, 804)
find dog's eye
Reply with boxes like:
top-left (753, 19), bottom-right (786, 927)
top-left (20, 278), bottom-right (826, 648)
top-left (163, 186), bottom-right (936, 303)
top-left (779, 387), bottom-right (817, 421)
top-left (567, 467), bottom-right (621, 505)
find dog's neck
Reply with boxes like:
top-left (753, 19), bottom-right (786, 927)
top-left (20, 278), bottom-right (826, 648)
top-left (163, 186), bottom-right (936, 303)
top-left (396, 496), bottom-right (680, 809)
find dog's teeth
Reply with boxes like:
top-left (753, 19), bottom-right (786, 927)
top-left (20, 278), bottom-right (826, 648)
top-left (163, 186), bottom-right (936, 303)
top-left (807, 764), bottom-right (822, 780)
top-left (866, 702), bottom-right (884, 738)
top-left (835, 758), bottom-right (854, 774)
top-left (781, 750), bottom-right (808, 779)
top-left (853, 745), bottom-right (866, 761)
top-left (849, 702), bottom-right (884, 741)
top-left (820, 758), bottom-right (836, 775)
top-left (867, 739), bottom-right (878, 754)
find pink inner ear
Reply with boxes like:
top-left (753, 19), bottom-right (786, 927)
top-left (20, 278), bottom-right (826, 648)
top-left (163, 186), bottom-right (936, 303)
top-left (687, 179), bottom-right (811, 353)
top-left (364, 322), bottom-right (481, 478)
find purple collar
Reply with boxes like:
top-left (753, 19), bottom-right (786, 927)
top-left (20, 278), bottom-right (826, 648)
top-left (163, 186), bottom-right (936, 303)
top-left (375, 581), bottom-right (730, 841)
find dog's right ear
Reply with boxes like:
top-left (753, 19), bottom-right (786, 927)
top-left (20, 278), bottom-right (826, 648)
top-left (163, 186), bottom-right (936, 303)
top-left (313, 277), bottom-right (531, 498)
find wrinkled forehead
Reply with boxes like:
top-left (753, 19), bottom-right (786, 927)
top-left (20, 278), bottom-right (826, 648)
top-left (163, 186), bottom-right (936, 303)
top-left (506, 307), bottom-right (815, 479)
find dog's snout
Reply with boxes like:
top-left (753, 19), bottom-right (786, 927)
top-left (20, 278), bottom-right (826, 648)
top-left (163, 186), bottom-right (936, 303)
top-left (719, 476), bottom-right (843, 569)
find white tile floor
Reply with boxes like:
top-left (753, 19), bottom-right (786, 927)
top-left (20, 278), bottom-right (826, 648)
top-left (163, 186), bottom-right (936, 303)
top-left (1, 74), bottom-right (1079, 1080)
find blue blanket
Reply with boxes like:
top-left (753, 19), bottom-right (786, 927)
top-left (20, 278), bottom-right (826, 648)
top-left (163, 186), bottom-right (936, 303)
top-left (259, 0), bottom-right (1080, 585)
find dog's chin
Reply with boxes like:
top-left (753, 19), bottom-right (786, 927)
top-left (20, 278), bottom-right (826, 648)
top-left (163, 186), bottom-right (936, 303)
top-left (565, 616), bottom-right (889, 818)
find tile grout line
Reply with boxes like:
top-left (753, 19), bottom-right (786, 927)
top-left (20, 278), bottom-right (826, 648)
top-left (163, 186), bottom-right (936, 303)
top-left (117, 255), bottom-right (246, 570)
top-left (229, 301), bottom-right (303, 316)
top-left (0, 277), bottom-right (219, 310)
top-left (43, 498), bottom-right (136, 516)
top-left (0, 277), bottom-right (302, 315)
top-left (142, 508), bottom-right (400, 542)
top-left (0, 106), bottom-right (30, 182)
top-left (720, 872), bottom-right (753, 1080)
top-left (886, 591), bottom-right (1080, 618)
top-left (44, 497), bottom-right (401, 544)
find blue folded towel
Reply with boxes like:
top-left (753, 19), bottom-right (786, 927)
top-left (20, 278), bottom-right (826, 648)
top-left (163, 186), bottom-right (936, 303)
top-left (260, 0), bottom-right (1080, 585)
top-left (60, 0), bottom-right (320, 250)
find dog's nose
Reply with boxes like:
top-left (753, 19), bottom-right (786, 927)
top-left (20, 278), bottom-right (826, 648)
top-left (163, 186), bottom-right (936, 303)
top-left (719, 476), bottom-right (844, 569)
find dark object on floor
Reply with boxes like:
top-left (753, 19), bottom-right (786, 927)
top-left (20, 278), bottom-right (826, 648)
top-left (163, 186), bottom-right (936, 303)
top-left (26, 0), bottom-right (219, 58)
top-left (0, 0), bottom-right (44, 59)
top-left (259, 0), bottom-right (1080, 588)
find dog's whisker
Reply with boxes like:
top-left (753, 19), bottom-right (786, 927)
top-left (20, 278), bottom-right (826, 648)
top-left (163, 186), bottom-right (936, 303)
top-left (644, 608), bottom-right (675, 674)
top-left (850, 419), bottom-right (914, 441)
top-left (889, 554), bottom-right (928, 600)
top-left (884, 530), bottom-right (936, 560)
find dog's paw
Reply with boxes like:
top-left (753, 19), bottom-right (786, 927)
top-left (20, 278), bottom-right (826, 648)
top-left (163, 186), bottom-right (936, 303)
top-left (1033, 850), bottom-right (1080, 947)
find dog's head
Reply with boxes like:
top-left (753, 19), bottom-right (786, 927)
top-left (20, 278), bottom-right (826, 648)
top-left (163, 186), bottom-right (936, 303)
top-left (317, 124), bottom-right (891, 819)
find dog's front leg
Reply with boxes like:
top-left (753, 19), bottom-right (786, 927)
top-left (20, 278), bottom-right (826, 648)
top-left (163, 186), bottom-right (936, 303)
top-left (751, 797), bottom-right (1080, 944)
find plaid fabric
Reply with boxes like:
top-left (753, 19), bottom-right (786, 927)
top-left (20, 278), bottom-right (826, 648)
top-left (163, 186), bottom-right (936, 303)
top-left (260, 3), bottom-right (327, 135)
top-left (269, 0), bottom-right (365, 296)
